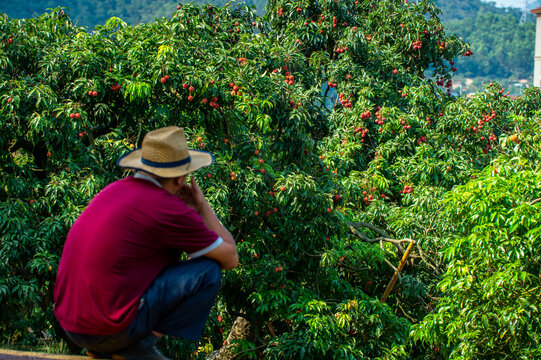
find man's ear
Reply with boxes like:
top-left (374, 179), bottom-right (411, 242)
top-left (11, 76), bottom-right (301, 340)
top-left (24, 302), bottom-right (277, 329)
top-left (175, 175), bottom-right (187, 187)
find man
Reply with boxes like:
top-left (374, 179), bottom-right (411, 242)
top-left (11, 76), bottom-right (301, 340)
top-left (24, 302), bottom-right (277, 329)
top-left (54, 126), bottom-right (238, 360)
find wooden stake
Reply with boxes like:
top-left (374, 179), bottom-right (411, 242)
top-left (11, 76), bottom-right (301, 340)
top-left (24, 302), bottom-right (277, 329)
top-left (380, 240), bottom-right (415, 304)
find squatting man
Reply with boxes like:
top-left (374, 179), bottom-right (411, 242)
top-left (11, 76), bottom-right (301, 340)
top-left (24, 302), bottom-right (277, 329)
top-left (54, 126), bottom-right (238, 360)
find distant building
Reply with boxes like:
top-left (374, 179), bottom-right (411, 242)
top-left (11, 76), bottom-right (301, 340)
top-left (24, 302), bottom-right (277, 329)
top-left (532, 6), bottom-right (541, 87)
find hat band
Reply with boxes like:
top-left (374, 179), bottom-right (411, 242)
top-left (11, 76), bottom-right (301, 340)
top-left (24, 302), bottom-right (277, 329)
top-left (141, 156), bottom-right (191, 168)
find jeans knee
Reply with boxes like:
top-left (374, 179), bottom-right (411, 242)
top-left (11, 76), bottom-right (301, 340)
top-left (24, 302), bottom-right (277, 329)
top-left (205, 259), bottom-right (222, 286)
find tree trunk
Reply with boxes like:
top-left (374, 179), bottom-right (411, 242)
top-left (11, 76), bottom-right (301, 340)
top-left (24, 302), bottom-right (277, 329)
top-left (207, 316), bottom-right (255, 360)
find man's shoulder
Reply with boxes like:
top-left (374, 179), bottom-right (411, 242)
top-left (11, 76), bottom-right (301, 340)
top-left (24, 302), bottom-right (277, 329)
top-left (104, 176), bottom-right (161, 193)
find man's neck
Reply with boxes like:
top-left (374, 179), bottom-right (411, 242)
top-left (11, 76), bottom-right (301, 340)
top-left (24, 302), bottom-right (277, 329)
top-left (134, 172), bottom-right (163, 188)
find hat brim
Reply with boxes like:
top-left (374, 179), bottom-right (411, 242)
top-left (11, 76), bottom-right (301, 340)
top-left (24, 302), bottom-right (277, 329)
top-left (117, 148), bottom-right (214, 178)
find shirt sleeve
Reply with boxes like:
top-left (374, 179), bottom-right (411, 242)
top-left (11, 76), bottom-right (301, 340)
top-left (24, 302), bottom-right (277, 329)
top-left (156, 194), bottom-right (220, 254)
top-left (189, 237), bottom-right (223, 258)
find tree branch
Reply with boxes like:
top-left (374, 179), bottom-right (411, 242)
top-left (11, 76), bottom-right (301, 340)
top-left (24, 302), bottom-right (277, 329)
top-left (415, 242), bottom-right (441, 274)
top-left (348, 221), bottom-right (391, 238)
top-left (348, 222), bottom-right (409, 256)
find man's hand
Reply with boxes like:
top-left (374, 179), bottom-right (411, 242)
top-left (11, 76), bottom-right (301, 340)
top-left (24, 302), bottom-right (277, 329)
top-left (177, 176), bottom-right (238, 270)
top-left (176, 177), bottom-right (206, 213)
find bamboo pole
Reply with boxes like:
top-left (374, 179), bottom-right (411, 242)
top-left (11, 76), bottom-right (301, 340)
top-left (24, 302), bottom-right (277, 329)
top-left (380, 240), bottom-right (416, 304)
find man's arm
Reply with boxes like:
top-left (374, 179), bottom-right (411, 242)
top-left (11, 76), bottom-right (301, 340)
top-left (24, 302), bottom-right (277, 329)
top-left (178, 177), bottom-right (238, 270)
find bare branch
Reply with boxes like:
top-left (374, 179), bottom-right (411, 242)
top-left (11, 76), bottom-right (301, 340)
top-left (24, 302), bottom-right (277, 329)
top-left (372, 237), bottom-right (415, 245)
top-left (349, 222), bottom-right (414, 258)
top-left (348, 222), bottom-right (407, 255)
top-left (349, 226), bottom-right (372, 242)
top-left (384, 258), bottom-right (401, 280)
top-left (415, 243), bottom-right (441, 274)
top-left (347, 221), bottom-right (391, 238)
top-left (398, 302), bottom-right (418, 323)
top-left (266, 321), bottom-right (275, 337)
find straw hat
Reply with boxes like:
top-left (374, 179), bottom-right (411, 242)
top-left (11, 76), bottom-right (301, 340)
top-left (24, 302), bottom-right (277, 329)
top-left (117, 126), bottom-right (214, 178)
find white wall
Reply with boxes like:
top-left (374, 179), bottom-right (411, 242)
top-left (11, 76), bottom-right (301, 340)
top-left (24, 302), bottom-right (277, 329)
top-left (535, 15), bottom-right (541, 87)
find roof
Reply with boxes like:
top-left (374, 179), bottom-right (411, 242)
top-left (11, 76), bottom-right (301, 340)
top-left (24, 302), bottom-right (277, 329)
top-left (531, 6), bottom-right (541, 14)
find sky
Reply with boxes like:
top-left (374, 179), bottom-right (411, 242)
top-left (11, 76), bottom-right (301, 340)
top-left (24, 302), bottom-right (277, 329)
top-left (482, 0), bottom-right (534, 8)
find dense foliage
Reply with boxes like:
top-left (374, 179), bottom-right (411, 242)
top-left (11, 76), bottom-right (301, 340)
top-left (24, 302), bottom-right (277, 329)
top-left (1, 0), bottom-right (538, 84)
top-left (1, 1), bottom-right (540, 359)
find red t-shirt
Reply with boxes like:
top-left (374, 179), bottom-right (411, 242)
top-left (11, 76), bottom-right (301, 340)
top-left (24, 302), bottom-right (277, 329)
top-left (54, 176), bottom-right (220, 335)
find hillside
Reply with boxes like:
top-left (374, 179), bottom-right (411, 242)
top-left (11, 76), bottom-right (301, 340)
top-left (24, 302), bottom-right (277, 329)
top-left (435, 0), bottom-right (526, 22)
top-left (0, 0), bottom-right (264, 26)
top-left (438, 0), bottom-right (536, 83)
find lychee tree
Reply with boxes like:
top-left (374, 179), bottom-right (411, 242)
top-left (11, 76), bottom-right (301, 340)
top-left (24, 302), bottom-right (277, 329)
top-left (1, 1), bottom-right (540, 359)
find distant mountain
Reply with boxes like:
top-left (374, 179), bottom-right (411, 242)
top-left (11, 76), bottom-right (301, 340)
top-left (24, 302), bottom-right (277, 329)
top-left (434, 0), bottom-right (535, 81)
top-left (0, 0), bottom-right (264, 27)
top-left (434, 0), bottom-right (530, 22)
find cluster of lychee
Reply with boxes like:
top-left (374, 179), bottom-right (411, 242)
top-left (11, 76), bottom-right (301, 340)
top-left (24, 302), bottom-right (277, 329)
top-left (436, 78), bottom-right (453, 88)
top-left (195, 135), bottom-right (205, 149)
top-left (201, 96), bottom-right (220, 109)
top-left (160, 74), bottom-right (170, 84)
top-left (229, 82), bottom-right (243, 96)
top-left (338, 92), bottom-right (353, 108)
top-left (466, 110), bottom-right (496, 133)
top-left (361, 186), bottom-right (378, 205)
top-left (373, 109), bottom-right (385, 125)
top-left (87, 90), bottom-right (98, 97)
top-left (412, 40), bottom-right (423, 50)
top-left (400, 185), bottom-right (413, 194)
top-left (479, 110), bottom-right (496, 125)
top-left (288, 99), bottom-right (302, 108)
top-left (400, 119), bottom-right (412, 131)
top-left (111, 83), bottom-right (122, 92)
top-left (265, 207), bottom-right (279, 217)
top-left (284, 73), bottom-right (295, 85)
top-left (363, 194), bottom-right (374, 205)
top-left (437, 40), bottom-right (446, 51)
top-left (360, 111), bottom-right (371, 119)
top-left (354, 127), bottom-right (369, 142)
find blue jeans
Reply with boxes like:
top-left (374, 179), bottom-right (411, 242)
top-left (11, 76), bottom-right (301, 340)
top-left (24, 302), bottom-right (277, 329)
top-left (65, 258), bottom-right (222, 353)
